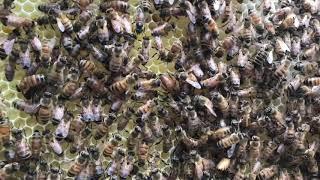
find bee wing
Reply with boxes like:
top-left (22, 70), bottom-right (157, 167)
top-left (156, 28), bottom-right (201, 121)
top-left (186, 73), bottom-right (201, 89)
top-left (213, 0), bottom-right (221, 11)
top-left (31, 36), bottom-right (42, 52)
top-left (293, 16), bottom-right (300, 28)
top-left (203, 98), bottom-right (217, 117)
top-left (26, 104), bottom-right (41, 114)
top-left (186, 10), bottom-right (197, 24)
top-left (218, 0), bottom-right (226, 16)
top-left (3, 38), bottom-right (15, 55)
top-left (168, 0), bottom-right (175, 5)
top-left (121, 15), bottom-right (132, 34)
top-left (277, 38), bottom-right (290, 52)
top-left (267, 49), bottom-right (273, 64)
top-left (111, 19), bottom-right (122, 33)
top-left (56, 17), bottom-right (65, 32)
top-left (48, 38), bottom-right (57, 49)
top-left (154, 0), bottom-right (160, 5)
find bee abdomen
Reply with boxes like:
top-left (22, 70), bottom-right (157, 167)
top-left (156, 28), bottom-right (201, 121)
top-left (304, 77), bottom-right (320, 86)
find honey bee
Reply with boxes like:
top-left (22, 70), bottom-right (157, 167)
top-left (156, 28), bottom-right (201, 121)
top-left (68, 151), bottom-right (90, 177)
top-left (109, 73), bottom-right (138, 95)
top-left (264, 18), bottom-right (276, 38)
top-left (286, 74), bottom-right (302, 96)
top-left (302, 43), bottom-right (319, 61)
top-left (248, 136), bottom-right (261, 163)
top-left (107, 148), bottom-right (125, 176)
top-left (0, 117), bottom-right (11, 146)
top-left (47, 165), bottom-right (63, 180)
top-left (37, 92), bottom-right (53, 125)
top-left (251, 46), bottom-right (272, 67)
top-left (30, 130), bottom-right (42, 160)
top-left (160, 73), bottom-right (180, 93)
top-left (109, 43), bottom-right (125, 73)
top-left (0, 11), bottom-right (34, 28)
top-left (274, 59), bottom-right (291, 81)
top-left (55, 111), bottom-right (72, 140)
top-left (47, 57), bottom-right (66, 87)
top-left (291, 36), bottom-right (301, 57)
top-left (12, 100), bottom-right (40, 115)
top-left (36, 159), bottom-right (49, 180)
top-left (217, 132), bottom-right (246, 148)
top-left (303, 0), bottom-right (319, 14)
top-left (257, 165), bottom-right (279, 180)
top-left (193, 95), bottom-right (216, 116)
top-left (249, 8), bottom-right (264, 34)
top-left (55, 11), bottom-right (73, 33)
top-left (201, 73), bottom-right (226, 89)
top-left (137, 140), bottom-right (150, 165)
top-left (100, 1), bottom-right (129, 13)
top-left (60, 68), bottom-right (79, 100)
top-left (119, 155), bottom-right (135, 179)
top-left (198, 0), bottom-right (219, 35)
top-left (95, 18), bottom-right (110, 44)
top-left (11, 128), bottom-right (32, 160)
top-left (5, 52), bottom-right (17, 82)
top-left (137, 98), bottom-right (158, 116)
top-left (41, 38), bottom-right (56, 65)
top-left (280, 13), bottom-right (299, 30)
top-left (103, 134), bottom-right (122, 157)
top-left (44, 129), bottom-right (64, 156)
top-left (76, 22), bottom-right (91, 41)
top-left (207, 126), bottom-right (232, 140)
top-left (176, 126), bottom-right (207, 149)
top-left (140, 37), bottom-right (152, 65)
top-left (151, 22), bottom-right (175, 36)
top-left (68, 114), bottom-right (86, 142)
top-left (164, 40), bottom-right (183, 63)
top-left (311, 18), bottom-right (320, 41)
top-left (106, 8), bottom-right (123, 33)
top-left (135, 7), bottom-right (145, 33)
top-left (85, 77), bottom-right (108, 96)
top-left (211, 92), bottom-right (229, 116)
top-left (275, 38), bottom-right (290, 57)
top-left (159, 7), bottom-right (185, 20)
top-left (117, 107), bottom-right (134, 131)
top-left (16, 75), bottom-right (46, 98)
top-left (134, 78), bottom-right (161, 91)
top-left (0, 36), bottom-right (15, 60)
top-left (0, 162), bottom-right (20, 179)
top-left (94, 113), bottom-right (116, 140)
top-left (126, 126), bottom-right (141, 152)
top-left (239, 17), bottom-right (254, 47)
top-left (229, 68), bottom-right (240, 89)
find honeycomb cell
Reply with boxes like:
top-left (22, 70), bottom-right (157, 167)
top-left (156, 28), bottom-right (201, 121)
top-left (13, 117), bottom-right (26, 128)
top-left (23, 2), bottom-right (35, 13)
top-left (17, 12), bottom-right (30, 19)
top-left (26, 117), bottom-right (38, 127)
top-left (0, 81), bottom-right (9, 91)
top-left (24, 126), bottom-right (33, 137)
top-left (12, 3), bottom-right (22, 13)
top-left (2, 89), bottom-right (17, 101)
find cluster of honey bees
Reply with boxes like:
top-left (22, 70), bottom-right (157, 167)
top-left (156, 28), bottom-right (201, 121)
top-left (0, 0), bottom-right (320, 179)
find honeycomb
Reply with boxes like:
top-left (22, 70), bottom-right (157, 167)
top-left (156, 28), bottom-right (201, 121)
top-left (1, 0), bottom-right (318, 179)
